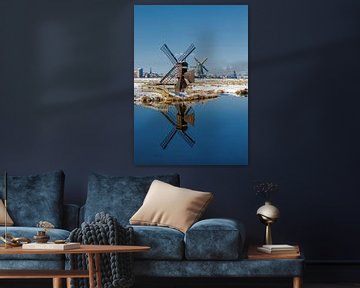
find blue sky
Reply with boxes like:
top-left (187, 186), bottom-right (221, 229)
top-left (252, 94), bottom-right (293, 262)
top-left (134, 5), bottom-right (248, 74)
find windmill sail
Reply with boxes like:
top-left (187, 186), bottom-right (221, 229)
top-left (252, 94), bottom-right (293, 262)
top-left (179, 43), bottom-right (195, 62)
top-left (161, 44), bottom-right (178, 65)
top-left (160, 66), bottom-right (176, 84)
top-left (178, 131), bottom-right (195, 147)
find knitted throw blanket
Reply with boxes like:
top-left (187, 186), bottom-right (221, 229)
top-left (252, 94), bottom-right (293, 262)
top-left (68, 212), bottom-right (134, 288)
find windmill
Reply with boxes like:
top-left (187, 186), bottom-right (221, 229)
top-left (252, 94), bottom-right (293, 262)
top-left (160, 104), bottom-right (195, 149)
top-left (194, 57), bottom-right (209, 78)
top-left (160, 44), bottom-right (196, 94)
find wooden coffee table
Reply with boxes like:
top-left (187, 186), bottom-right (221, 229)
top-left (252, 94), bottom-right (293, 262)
top-left (0, 244), bottom-right (150, 288)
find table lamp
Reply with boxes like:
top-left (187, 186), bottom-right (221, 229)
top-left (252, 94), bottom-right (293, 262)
top-left (256, 201), bottom-right (280, 245)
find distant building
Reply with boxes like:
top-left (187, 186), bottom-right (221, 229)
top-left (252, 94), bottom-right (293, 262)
top-left (144, 67), bottom-right (161, 78)
top-left (134, 68), bottom-right (144, 78)
top-left (226, 70), bottom-right (238, 79)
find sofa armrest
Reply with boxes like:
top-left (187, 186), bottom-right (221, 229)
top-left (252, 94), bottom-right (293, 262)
top-left (184, 218), bottom-right (245, 260)
top-left (63, 204), bottom-right (80, 231)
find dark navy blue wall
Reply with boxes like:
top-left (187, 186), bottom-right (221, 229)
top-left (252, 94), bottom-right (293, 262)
top-left (1, 0), bottom-right (360, 262)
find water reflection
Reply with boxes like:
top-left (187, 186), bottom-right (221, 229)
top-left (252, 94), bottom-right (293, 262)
top-left (134, 95), bottom-right (248, 165)
top-left (160, 103), bottom-right (195, 149)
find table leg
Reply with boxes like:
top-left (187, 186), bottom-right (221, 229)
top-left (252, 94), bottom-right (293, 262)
top-left (66, 277), bottom-right (72, 288)
top-left (88, 253), bottom-right (95, 288)
top-left (52, 278), bottom-right (62, 288)
top-left (293, 276), bottom-right (302, 288)
top-left (95, 253), bottom-right (102, 288)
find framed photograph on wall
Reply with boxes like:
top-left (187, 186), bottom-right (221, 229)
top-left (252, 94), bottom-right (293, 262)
top-left (134, 4), bottom-right (248, 165)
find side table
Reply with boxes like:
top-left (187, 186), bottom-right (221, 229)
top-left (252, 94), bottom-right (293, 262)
top-left (247, 245), bottom-right (304, 288)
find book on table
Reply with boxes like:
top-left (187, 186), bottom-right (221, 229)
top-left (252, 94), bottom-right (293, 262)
top-left (257, 244), bottom-right (299, 254)
top-left (22, 242), bottom-right (80, 250)
top-left (248, 245), bottom-right (300, 260)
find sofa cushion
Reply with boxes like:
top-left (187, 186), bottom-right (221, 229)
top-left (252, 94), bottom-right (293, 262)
top-left (84, 173), bottom-right (180, 225)
top-left (184, 218), bottom-right (245, 260)
top-left (130, 225), bottom-right (184, 260)
top-left (0, 227), bottom-right (70, 261)
top-left (0, 199), bottom-right (14, 226)
top-left (130, 180), bottom-right (213, 233)
top-left (0, 171), bottom-right (65, 227)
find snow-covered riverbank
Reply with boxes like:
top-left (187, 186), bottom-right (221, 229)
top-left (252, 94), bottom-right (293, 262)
top-left (134, 78), bottom-right (248, 101)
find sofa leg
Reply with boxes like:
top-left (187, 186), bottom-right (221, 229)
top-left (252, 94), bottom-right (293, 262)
top-left (293, 276), bottom-right (302, 288)
top-left (53, 278), bottom-right (62, 288)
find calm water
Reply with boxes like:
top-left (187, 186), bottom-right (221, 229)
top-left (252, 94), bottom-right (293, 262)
top-left (134, 94), bottom-right (248, 165)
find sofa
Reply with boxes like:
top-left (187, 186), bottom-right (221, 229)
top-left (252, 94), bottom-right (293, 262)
top-left (0, 170), bottom-right (79, 270)
top-left (0, 171), bottom-right (304, 287)
top-left (80, 173), bottom-right (304, 282)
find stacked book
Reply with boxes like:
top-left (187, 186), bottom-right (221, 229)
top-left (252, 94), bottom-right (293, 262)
top-left (257, 244), bottom-right (299, 255)
top-left (22, 242), bottom-right (80, 250)
top-left (248, 244), bottom-right (300, 260)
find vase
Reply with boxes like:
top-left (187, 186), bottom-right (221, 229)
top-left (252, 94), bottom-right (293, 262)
top-left (33, 230), bottom-right (50, 243)
top-left (256, 201), bottom-right (280, 245)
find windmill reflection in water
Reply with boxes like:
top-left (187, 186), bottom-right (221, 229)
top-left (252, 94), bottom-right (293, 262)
top-left (160, 103), bottom-right (195, 150)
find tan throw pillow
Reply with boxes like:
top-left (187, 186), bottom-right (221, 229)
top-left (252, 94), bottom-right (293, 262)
top-left (0, 199), bottom-right (14, 226)
top-left (130, 180), bottom-right (213, 233)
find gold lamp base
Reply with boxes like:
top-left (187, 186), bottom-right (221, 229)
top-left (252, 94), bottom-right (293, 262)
top-left (257, 201), bottom-right (280, 245)
top-left (265, 223), bottom-right (272, 245)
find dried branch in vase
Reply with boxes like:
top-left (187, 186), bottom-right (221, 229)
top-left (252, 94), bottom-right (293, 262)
top-left (253, 181), bottom-right (279, 201)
